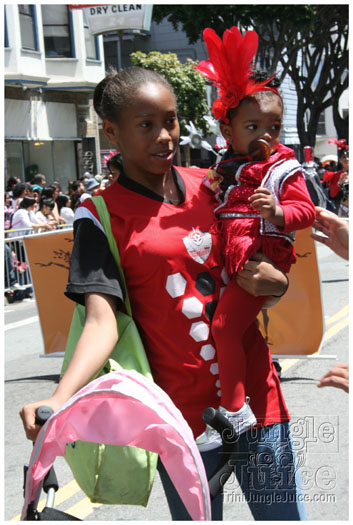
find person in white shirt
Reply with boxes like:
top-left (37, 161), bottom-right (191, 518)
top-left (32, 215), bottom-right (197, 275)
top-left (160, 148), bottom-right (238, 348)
top-left (10, 197), bottom-right (53, 236)
top-left (57, 195), bottom-right (74, 225)
top-left (35, 198), bottom-right (58, 229)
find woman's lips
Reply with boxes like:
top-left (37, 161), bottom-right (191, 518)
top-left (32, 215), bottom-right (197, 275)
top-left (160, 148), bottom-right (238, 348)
top-left (152, 151), bottom-right (174, 161)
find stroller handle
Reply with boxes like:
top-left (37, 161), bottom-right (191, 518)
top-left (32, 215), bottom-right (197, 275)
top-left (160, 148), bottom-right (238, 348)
top-left (202, 407), bottom-right (239, 499)
top-left (35, 405), bottom-right (54, 426)
top-left (34, 407), bottom-right (59, 494)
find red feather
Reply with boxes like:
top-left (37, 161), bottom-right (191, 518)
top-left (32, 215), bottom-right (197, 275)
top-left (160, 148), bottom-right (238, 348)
top-left (195, 26), bottom-right (280, 121)
top-left (203, 28), bottom-right (231, 86)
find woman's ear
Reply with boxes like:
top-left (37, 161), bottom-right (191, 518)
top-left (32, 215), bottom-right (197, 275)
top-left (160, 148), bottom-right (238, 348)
top-left (220, 122), bottom-right (232, 143)
top-left (102, 119), bottom-right (120, 145)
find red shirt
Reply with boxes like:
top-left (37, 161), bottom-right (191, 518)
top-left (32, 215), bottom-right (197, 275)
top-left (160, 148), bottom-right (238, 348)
top-left (68, 167), bottom-right (290, 436)
top-left (323, 169), bottom-right (344, 198)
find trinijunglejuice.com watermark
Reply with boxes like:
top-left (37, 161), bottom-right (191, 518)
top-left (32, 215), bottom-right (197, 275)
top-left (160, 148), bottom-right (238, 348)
top-left (224, 492), bottom-right (336, 505)
top-left (219, 415), bottom-right (341, 504)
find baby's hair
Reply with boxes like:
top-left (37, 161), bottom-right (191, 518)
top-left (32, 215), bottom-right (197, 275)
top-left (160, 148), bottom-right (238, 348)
top-left (250, 69), bottom-right (281, 89)
top-left (227, 70), bottom-right (282, 122)
top-left (94, 67), bottom-right (176, 122)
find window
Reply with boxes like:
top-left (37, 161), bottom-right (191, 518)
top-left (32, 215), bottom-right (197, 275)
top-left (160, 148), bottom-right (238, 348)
top-left (317, 111), bottom-right (326, 136)
top-left (83, 10), bottom-right (99, 60)
top-left (18, 5), bottom-right (38, 50)
top-left (41, 5), bottom-right (74, 58)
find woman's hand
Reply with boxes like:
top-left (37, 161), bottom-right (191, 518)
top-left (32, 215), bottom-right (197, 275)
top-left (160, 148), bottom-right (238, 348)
top-left (317, 363), bottom-right (349, 393)
top-left (311, 207), bottom-right (349, 260)
top-left (19, 396), bottom-right (63, 442)
top-left (236, 252), bottom-right (288, 299)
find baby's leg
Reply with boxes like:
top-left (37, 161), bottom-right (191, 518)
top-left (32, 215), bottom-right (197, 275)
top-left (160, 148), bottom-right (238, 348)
top-left (212, 277), bottom-right (267, 412)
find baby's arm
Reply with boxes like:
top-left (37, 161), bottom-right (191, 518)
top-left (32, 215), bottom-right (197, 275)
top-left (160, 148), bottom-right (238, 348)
top-left (249, 172), bottom-right (316, 231)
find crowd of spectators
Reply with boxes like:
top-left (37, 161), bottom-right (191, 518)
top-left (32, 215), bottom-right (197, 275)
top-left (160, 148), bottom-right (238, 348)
top-left (315, 147), bottom-right (349, 216)
top-left (4, 153), bottom-right (122, 303)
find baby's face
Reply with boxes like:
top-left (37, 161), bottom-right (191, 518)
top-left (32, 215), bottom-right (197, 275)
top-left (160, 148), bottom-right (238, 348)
top-left (221, 95), bottom-right (283, 157)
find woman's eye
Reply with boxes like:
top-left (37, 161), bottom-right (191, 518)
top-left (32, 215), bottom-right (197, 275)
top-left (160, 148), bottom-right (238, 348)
top-left (140, 121), bottom-right (151, 128)
top-left (247, 124), bottom-right (257, 131)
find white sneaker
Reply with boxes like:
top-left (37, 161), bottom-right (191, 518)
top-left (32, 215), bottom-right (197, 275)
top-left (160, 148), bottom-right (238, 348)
top-left (196, 399), bottom-right (257, 452)
top-left (196, 423), bottom-right (223, 452)
top-left (223, 397), bottom-right (257, 435)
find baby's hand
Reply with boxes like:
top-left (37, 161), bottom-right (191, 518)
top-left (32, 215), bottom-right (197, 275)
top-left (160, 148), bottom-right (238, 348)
top-left (249, 187), bottom-right (276, 218)
top-left (249, 187), bottom-right (285, 226)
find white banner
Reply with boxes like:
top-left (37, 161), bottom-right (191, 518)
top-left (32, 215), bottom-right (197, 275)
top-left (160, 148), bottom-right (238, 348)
top-left (83, 4), bottom-right (153, 35)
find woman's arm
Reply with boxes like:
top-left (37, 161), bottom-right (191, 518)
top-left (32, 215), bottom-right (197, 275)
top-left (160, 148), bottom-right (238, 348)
top-left (236, 252), bottom-right (288, 306)
top-left (19, 292), bottom-right (118, 441)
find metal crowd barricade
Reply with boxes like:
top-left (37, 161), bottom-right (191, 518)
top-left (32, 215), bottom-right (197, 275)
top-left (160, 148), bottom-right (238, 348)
top-left (4, 225), bottom-right (73, 296)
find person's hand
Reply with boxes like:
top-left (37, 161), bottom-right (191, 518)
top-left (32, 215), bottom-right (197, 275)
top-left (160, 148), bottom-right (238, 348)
top-left (311, 207), bottom-right (349, 260)
top-left (317, 363), bottom-right (349, 393)
top-left (236, 252), bottom-right (288, 298)
top-left (249, 187), bottom-right (285, 226)
top-left (338, 171), bottom-right (348, 185)
top-left (19, 396), bottom-right (62, 441)
top-left (248, 187), bottom-right (277, 219)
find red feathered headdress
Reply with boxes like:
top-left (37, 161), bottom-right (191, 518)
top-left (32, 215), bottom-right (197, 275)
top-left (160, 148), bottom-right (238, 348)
top-left (328, 138), bottom-right (348, 151)
top-left (103, 149), bottom-right (119, 165)
top-left (196, 26), bottom-right (279, 123)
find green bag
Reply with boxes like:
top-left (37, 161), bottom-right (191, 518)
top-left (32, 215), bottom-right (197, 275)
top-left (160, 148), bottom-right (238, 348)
top-left (60, 195), bottom-right (157, 506)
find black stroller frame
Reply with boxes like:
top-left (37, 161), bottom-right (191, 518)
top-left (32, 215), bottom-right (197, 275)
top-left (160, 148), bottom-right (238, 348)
top-left (23, 406), bottom-right (238, 520)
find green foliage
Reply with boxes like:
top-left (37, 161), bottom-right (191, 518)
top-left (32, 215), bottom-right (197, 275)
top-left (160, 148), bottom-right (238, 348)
top-left (152, 4), bottom-right (349, 147)
top-left (130, 51), bottom-right (209, 134)
top-left (153, 5), bottom-right (316, 44)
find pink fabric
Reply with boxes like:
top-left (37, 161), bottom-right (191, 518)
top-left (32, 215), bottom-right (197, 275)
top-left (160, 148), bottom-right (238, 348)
top-left (21, 370), bottom-right (211, 521)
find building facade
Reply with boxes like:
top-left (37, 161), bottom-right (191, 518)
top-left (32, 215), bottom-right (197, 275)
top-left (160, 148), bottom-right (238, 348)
top-left (103, 16), bottom-right (347, 163)
top-left (5, 7), bottom-right (347, 187)
top-left (4, 4), bottom-right (105, 191)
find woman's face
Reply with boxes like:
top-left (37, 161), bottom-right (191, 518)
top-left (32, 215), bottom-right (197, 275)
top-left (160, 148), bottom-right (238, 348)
top-left (108, 166), bottom-right (120, 185)
top-left (340, 155), bottom-right (349, 171)
top-left (103, 82), bottom-right (180, 185)
top-left (5, 193), bottom-right (10, 206)
top-left (42, 204), bottom-right (51, 216)
top-left (52, 187), bottom-right (60, 200)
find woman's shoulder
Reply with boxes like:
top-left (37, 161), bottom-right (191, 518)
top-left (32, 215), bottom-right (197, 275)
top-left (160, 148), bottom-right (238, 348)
top-left (174, 166), bottom-right (208, 178)
top-left (174, 165), bottom-right (209, 191)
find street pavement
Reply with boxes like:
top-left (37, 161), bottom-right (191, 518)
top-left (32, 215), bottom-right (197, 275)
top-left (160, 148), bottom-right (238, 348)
top-left (4, 240), bottom-right (349, 521)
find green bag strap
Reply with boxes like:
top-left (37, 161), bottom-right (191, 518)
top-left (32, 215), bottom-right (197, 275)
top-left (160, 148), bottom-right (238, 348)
top-left (91, 195), bottom-right (132, 317)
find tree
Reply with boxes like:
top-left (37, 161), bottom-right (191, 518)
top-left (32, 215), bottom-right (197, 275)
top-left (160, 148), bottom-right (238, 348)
top-left (130, 50), bottom-right (209, 135)
top-left (153, 4), bottom-right (348, 149)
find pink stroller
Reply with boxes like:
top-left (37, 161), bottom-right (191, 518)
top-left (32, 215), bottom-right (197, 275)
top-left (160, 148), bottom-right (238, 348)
top-left (21, 370), bottom-right (238, 521)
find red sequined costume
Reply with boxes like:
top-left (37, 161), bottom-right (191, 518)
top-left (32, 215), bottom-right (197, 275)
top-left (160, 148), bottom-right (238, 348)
top-left (208, 143), bottom-right (316, 275)
top-left (207, 144), bottom-right (315, 412)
